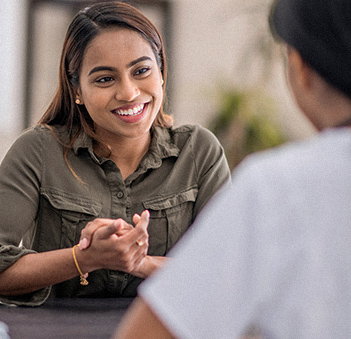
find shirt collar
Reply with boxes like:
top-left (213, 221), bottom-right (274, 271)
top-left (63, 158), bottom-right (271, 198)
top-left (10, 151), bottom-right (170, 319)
top-left (72, 126), bottom-right (180, 160)
top-left (72, 131), bottom-right (93, 154)
top-left (149, 126), bottom-right (179, 159)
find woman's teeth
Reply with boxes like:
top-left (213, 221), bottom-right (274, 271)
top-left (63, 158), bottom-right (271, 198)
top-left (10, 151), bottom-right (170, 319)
top-left (115, 104), bottom-right (144, 116)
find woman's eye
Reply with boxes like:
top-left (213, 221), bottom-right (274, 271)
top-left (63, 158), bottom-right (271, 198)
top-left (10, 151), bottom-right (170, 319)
top-left (96, 76), bottom-right (114, 84)
top-left (135, 67), bottom-right (151, 76)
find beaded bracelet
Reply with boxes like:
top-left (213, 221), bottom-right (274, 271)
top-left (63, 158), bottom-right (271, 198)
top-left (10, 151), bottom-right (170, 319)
top-left (72, 244), bottom-right (89, 285)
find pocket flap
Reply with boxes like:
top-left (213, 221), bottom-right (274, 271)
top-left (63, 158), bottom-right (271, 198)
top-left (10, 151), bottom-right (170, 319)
top-left (41, 188), bottom-right (101, 216)
top-left (143, 187), bottom-right (198, 210)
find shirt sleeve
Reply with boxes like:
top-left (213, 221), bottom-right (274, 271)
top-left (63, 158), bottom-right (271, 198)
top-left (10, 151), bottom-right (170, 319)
top-left (0, 127), bottom-right (51, 306)
top-left (191, 126), bottom-right (231, 218)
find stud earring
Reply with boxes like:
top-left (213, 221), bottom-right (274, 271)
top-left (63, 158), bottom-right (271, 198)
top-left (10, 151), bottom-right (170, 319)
top-left (75, 99), bottom-right (81, 105)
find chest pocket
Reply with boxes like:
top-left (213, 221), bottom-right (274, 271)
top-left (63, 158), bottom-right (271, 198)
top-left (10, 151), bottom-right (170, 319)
top-left (143, 187), bottom-right (198, 256)
top-left (38, 189), bottom-right (102, 250)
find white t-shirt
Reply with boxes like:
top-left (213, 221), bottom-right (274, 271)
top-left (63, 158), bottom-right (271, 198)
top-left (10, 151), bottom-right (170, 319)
top-left (139, 128), bottom-right (351, 339)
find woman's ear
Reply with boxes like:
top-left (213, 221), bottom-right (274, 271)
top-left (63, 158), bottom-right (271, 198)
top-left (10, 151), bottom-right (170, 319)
top-left (287, 47), bottom-right (312, 90)
top-left (74, 89), bottom-right (83, 105)
top-left (286, 46), bottom-right (332, 130)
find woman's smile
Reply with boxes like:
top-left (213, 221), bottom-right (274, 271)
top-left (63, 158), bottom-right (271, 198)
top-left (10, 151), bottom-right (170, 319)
top-left (113, 103), bottom-right (145, 117)
top-left (77, 27), bottom-right (163, 143)
top-left (112, 103), bottom-right (149, 124)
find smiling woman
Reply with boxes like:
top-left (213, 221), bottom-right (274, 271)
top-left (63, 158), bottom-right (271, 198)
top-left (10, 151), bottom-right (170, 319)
top-left (0, 1), bottom-right (230, 306)
top-left (77, 28), bottom-right (164, 165)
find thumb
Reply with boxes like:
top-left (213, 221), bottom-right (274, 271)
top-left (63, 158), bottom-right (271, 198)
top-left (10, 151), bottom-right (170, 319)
top-left (135, 210), bottom-right (150, 231)
top-left (132, 213), bottom-right (141, 225)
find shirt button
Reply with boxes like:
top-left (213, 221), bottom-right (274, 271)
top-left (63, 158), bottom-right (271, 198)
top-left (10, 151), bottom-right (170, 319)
top-left (117, 191), bottom-right (124, 199)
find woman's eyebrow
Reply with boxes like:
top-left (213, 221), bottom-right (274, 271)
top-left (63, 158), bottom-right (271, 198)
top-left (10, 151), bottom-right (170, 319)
top-left (88, 66), bottom-right (116, 76)
top-left (88, 56), bottom-right (153, 76)
top-left (127, 56), bottom-right (152, 68)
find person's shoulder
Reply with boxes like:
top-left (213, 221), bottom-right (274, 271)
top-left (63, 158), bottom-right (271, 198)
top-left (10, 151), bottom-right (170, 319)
top-left (7, 124), bottom-right (65, 154)
top-left (234, 129), bottom-right (350, 186)
top-left (171, 124), bottom-right (215, 137)
top-left (9, 125), bottom-right (49, 147)
top-left (17, 124), bottom-right (58, 139)
top-left (235, 140), bottom-right (308, 181)
top-left (1, 126), bottom-right (49, 166)
top-left (251, 129), bottom-right (349, 167)
top-left (170, 124), bottom-right (221, 147)
top-left (168, 125), bottom-right (224, 162)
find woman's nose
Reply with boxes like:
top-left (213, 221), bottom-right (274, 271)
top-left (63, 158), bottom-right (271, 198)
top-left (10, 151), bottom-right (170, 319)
top-left (115, 77), bottom-right (140, 101)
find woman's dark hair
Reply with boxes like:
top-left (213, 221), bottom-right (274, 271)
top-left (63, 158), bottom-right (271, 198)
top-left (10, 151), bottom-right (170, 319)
top-left (269, 0), bottom-right (351, 100)
top-left (39, 1), bottom-right (172, 160)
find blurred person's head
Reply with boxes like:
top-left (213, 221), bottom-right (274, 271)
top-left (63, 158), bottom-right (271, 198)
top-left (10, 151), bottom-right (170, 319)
top-left (270, 0), bottom-right (351, 130)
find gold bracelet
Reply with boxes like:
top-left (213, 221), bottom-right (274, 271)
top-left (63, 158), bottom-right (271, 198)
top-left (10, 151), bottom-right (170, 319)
top-left (72, 244), bottom-right (89, 286)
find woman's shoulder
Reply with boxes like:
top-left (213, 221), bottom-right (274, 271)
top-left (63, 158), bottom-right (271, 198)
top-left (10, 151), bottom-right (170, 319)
top-left (170, 124), bottom-right (221, 146)
top-left (162, 124), bottom-right (225, 164)
top-left (18, 124), bottom-right (67, 142)
top-left (9, 125), bottom-right (48, 147)
top-left (6, 125), bottom-right (65, 156)
top-left (0, 126), bottom-right (48, 168)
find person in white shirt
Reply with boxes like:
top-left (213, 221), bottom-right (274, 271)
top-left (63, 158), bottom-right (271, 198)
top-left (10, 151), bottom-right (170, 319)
top-left (114, 0), bottom-right (351, 337)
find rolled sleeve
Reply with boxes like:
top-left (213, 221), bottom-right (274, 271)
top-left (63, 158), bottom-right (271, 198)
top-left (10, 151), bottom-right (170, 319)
top-left (0, 245), bottom-right (51, 306)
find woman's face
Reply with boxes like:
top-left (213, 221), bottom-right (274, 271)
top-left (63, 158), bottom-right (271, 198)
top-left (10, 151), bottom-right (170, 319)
top-left (77, 28), bottom-right (163, 142)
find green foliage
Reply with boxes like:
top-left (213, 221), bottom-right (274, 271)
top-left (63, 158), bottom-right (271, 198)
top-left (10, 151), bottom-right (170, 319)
top-left (210, 88), bottom-right (287, 170)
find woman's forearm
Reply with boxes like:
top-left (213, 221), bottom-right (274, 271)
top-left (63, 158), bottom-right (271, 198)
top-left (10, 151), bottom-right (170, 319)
top-left (0, 214), bottom-right (150, 296)
top-left (0, 248), bottom-right (80, 296)
top-left (0, 253), bottom-right (168, 296)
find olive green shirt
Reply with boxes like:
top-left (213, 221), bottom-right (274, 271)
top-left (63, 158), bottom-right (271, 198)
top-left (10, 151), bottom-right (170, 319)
top-left (0, 124), bottom-right (230, 306)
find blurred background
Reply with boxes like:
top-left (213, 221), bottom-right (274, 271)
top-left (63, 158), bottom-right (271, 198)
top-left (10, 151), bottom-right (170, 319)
top-left (0, 0), bottom-right (316, 170)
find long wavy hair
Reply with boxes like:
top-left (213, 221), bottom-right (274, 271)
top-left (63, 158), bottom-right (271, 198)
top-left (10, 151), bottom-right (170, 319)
top-left (39, 1), bottom-right (172, 161)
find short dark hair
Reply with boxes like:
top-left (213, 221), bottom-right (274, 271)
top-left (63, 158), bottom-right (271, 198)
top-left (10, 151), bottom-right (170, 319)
top-left (269, 0), bottom-right (351, 99)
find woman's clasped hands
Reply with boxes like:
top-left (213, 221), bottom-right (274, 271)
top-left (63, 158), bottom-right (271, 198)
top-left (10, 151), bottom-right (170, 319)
top-left (74, 210), bottom-right (152, 279)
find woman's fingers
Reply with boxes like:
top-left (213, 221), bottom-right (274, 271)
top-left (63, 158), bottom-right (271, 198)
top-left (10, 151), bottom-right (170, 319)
top-left (80, 211), bottom-right (149, 248)
top-left (132, 213), bottom-right (141, 225)
top-left (79, 218), bottom-right (109, 249)
top-left (93, 220), bottom-right (123, 240)
top-left (130, 210), bottom-right (150, 247)
top-left (79, 218), bottom-right (125, 249)
top-left (136, 210), bottom-right (150, 230)
top-left (81, 211), bottom-right (150, 273)
top-left (116, 220), bottom-right (133, 237)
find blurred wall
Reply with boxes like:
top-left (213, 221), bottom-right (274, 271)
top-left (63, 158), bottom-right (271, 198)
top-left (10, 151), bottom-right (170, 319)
top-left (0, 0), bottom-right (27, 160)
top-left (169, 0), bottom-right (315, 136)
top-left (0, 0), bottom-right (315, 162)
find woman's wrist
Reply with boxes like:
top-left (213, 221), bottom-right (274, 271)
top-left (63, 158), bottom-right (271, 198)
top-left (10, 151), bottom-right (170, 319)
top-left (133, 256), bottom-right (169, 279)
top-left (72, 245), bottom-right (89, 285)
top-left (73, 245), bottom-right (98, 274)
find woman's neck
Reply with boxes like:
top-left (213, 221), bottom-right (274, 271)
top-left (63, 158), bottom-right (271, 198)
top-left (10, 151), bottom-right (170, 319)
top-left (95, 132), bottom-right (151, 180)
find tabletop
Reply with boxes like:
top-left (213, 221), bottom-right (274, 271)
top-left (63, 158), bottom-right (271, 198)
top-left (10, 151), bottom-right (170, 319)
top-left (0, 297), bottom-right (134, 339)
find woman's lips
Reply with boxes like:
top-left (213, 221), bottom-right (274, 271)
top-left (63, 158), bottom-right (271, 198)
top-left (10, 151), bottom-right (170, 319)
top-left (112, 103), bottom-right (148, 123)
top-left (113, 103), bottom-right (145, 117)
